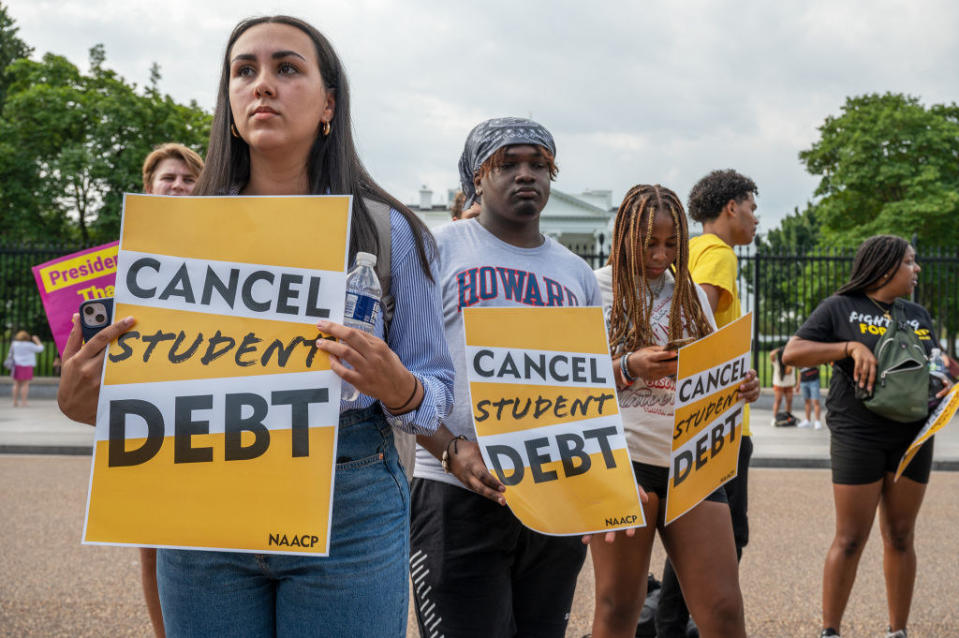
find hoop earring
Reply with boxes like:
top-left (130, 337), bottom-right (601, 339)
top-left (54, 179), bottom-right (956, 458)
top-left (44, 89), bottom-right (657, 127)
top-left (231, 123), bottom-right (240, 138)
top-left (322, 120), bottom-right (332, 137)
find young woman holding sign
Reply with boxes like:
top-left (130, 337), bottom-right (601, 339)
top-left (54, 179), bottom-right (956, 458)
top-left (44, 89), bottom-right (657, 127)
top-left (782, 235), bottom-right (950, 638)
top-left (58, 15), bottom-right (453, 637)
top-left (589, 184), bottom-right (759, 638)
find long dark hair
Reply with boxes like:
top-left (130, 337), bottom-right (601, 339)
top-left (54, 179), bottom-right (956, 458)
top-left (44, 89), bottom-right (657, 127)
top-left (194, 15), bottom-right (435, 276)
top-left (606, 184), bottom-right (713, 353)
top-left (836, 235), bottom-right (909, 296)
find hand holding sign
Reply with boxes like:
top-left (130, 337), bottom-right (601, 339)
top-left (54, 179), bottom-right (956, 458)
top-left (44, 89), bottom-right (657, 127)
top-left (737, 369), bottom-right (760, 403)
top-left (446, 437), bottom-right (507, 506)
top-left (314, 319), bottom-right (422, 413)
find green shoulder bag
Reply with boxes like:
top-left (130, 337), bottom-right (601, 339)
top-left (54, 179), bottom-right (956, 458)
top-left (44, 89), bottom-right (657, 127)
top-left (857, 301), bottom-right (929, 423)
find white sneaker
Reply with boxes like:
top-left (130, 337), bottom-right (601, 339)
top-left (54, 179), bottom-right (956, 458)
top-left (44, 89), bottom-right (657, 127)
top-left (770, 417), bottom-right (777, 426)
top-left (798, 419), bottom-right (811, 428)
top-left (886, 629), bottom-right (907, 638)
top-left (814, 420), bottom-right (823, 430)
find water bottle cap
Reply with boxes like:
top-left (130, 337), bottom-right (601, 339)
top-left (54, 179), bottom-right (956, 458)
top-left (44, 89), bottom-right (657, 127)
top-left (355, 252), bottom-right (377, 267)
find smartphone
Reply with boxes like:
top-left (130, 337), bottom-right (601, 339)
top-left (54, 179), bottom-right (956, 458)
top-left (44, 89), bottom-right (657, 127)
top-left (665, 337), bottom-right (696, 351)
top-left (79, 298), bottom-right (114, 342)
top-left (663, 337), bottom-right (696, 361)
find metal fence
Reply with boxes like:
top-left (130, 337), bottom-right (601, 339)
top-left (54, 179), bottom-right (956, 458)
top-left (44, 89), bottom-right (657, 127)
top-left (1, 243), bottom-right (86, 376)
top-left (4, 241), bottom-right (959, 381)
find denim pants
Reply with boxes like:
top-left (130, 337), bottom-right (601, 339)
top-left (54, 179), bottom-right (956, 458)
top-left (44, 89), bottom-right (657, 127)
top-left (157, 406), bottom-right (410, 637)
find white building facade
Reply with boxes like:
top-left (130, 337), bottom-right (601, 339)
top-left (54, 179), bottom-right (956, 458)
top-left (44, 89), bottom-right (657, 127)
top-left (408, 186), bottom-right (616, 256)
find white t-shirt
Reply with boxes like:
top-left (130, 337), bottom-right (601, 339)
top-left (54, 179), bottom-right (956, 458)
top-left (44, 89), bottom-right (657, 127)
top-left (415, 219), bottom-right (602, 488)
top-left (595, 266), bottom-right (716, 467)
top-left (11, 340), bottom-right (44, 367)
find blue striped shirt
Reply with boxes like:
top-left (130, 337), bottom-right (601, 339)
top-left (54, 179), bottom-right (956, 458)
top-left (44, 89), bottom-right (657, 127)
top-left (342, 209), bottom-right (454, 434)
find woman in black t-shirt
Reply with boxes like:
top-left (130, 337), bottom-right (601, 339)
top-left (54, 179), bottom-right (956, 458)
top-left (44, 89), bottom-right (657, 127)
top-left (782, 235), bottom-right (951, 638)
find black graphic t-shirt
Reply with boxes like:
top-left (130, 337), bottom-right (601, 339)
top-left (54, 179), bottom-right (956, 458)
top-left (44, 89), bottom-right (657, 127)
top-left (795, 293), bottom-right (935, 445)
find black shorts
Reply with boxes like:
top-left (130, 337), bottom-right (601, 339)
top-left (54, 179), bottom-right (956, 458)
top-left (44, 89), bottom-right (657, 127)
top-left (409, 478), bottom-right (587, 638)
top-left (830, 433), bottom-right (934, 485)
top-left (631, 461), bottom-right (728, 504)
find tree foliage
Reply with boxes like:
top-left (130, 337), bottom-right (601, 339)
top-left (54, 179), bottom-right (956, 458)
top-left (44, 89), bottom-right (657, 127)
top-left (799, 93), bottom-right (959, 248)
top-left (0, 1), bottom-right (32, 105)
top-left (0, 43), bottom-right (211, 244)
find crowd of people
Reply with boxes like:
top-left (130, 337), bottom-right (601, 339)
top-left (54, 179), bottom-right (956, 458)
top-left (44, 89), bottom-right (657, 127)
top-left (46, 14), bottom-right (949, 638)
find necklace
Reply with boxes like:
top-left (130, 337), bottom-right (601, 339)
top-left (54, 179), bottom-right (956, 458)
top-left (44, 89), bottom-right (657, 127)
top-left (866, 294), bottom-right (892, 319)
top-left (647, 275), bottom-right (666, 297)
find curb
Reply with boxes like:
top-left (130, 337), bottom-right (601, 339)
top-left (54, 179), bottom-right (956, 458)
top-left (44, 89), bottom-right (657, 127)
top-left (3, 446), bottom-right (959, 472)
top-left (0, 445), bottom-right (91, 456)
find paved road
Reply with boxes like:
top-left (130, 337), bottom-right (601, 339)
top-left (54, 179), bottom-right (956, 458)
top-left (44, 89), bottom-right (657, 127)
top-left (3, 397), bottom-right (959, 637)
top-left (2, 456), bottom-right (958, 637)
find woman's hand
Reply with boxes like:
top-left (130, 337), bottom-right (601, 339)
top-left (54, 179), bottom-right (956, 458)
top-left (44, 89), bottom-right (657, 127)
top-left (581, 485), bottom-right (648, 544)
top-left (58, 313), bottom-right (136, 425)
top-left (848, 341), bottom-right (877, 395)
top-left (314, 319), bottom-right (421, 412)
top-left (738, 369), bottom-right (760, 403)
top-left (625, 346), bottom-right (679, 383)
top-left (935, 377), bottom-right (955, 399)
top-left (447, 439), bottom-right (507, 505)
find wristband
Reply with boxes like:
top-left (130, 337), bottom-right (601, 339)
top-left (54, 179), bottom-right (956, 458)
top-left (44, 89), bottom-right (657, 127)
top-left (441, 435), bottom-right (468, 473)
top-left (385, 374), bottom-right (419, 414)
top-left (620, 351), bottom-right (636, 386)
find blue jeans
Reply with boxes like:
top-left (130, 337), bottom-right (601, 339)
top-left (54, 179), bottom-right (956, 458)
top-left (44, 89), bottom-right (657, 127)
top-left (157, 406), bottom-right (410, 637)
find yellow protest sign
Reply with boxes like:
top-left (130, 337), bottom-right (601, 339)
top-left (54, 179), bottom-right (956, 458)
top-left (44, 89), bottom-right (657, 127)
top-left (666, 313), bottom-right (752, 525)
top-left (463, 306), bottom-right (645, 536)
top-left (83, 194), bottom-right (351, 555)
top-left (895, 384), bottom-right (959, 481)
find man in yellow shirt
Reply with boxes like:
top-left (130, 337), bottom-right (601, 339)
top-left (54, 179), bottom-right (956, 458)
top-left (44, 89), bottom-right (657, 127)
top-left (655, 169), bottom-right (759, 638)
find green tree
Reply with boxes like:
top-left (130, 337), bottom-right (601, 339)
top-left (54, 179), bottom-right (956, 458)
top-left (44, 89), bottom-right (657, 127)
top-left (799, 93), bottom-right (959, 248)
top-left (0, 1), bottom-right (32, 105)
top-left (0, 45), bottom-right (211, 244)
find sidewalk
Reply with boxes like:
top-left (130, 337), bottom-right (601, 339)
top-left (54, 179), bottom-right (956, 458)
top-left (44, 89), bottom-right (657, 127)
top-left (3, 388), bottom-right (959, 469)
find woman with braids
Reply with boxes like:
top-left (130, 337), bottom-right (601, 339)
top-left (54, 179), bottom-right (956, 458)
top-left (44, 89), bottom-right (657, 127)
top-left (57, 15), bottom-right (453, 636)
top-left (589, 184), bottom-right (759, 638)
top-left (782, 235), bottom-right (949, 638)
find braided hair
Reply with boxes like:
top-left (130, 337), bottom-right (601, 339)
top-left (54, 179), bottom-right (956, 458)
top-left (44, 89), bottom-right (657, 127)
top-left (836, 235), bottom-right (909, 296)
top-left (607, 184), bottom-right (713, 354)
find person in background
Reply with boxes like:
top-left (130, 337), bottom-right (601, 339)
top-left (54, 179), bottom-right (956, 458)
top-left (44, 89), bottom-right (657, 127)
top-left (411, 117), bottom-right (595, 638)
top-left (10, 331), bottom-right (44, 407)
top-left (655, 169), bottom-right (759, 638)
top-left (799, 365), bottom-right (823, 429)
top-left (589, 184), bottom-right (759, 638)
top-left (137, 141), bottom-right (205, 638)
top-left (770, 346), bottom-right (798, 424)
top-left (783, 235), bottom-right (949, 638)
top-left (141, 143), bottom-right (204, 196)
top-left (449, 189), bottom-right (481, 221)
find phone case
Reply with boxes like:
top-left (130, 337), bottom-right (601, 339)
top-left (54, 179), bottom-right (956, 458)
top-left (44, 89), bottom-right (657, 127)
top-left (79, 298), bottom-right (114, 342)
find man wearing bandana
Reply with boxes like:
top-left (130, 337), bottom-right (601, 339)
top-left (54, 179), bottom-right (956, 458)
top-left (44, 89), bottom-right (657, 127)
top-left (410, 118), bottom-right (600, 638)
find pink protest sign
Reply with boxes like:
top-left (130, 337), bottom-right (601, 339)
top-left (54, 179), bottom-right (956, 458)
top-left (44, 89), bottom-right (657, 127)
top-left (32, 242), bottom-right (119, 355)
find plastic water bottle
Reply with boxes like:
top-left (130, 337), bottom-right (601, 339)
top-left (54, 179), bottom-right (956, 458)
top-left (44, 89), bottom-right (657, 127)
top-left (929, 348), bottom-right (949, 380)
top-left (341, 252), bottom-right (381, 401)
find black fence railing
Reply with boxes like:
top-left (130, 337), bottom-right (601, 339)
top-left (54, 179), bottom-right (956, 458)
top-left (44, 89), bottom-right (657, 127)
top-left (1, 243), bottom-right (87, 376)
top-left (4, 241), bottom-right (959, 382)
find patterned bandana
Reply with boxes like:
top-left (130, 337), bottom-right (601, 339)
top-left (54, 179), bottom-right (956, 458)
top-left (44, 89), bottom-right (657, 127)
top-left (457, 117), bottom-right (556, 207)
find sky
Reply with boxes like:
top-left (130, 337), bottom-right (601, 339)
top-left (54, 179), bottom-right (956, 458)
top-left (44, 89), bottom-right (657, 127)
top-left (6, 0), bottom-right (958, 233)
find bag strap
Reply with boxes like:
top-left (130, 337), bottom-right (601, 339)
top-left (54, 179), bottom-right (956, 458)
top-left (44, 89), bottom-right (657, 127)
top-left (360, 198), bottom-right (415, 483)
top-left (362, 198), bottom-right (394, 342)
